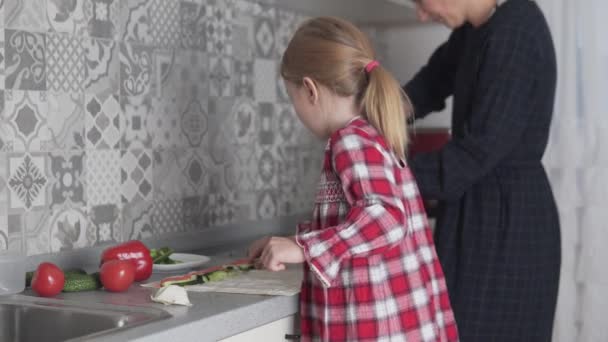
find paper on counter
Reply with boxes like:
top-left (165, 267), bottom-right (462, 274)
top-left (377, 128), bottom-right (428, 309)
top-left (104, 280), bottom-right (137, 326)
top-left (151, 285), bottom-right (193, 306)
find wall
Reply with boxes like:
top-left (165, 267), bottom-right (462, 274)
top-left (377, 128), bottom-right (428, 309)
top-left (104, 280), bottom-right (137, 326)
top-left (371, 24), bottom-right (453, 128)
top-left (0, 0), bottom-right (323, 255)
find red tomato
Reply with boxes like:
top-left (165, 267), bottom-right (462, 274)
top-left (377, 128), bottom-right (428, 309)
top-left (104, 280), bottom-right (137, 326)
top-left (100, 260), bottom-right (135, 292)
top-left (31, 262), bottom-right (65, 297)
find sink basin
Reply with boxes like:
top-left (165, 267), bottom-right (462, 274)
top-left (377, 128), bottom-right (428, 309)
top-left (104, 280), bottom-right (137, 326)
top-left (0, 295), bottom-right (170, 342)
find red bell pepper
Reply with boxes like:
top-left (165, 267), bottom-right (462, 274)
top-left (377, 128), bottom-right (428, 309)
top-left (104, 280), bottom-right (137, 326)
top-left (100, 240), bottom-right (153, 282)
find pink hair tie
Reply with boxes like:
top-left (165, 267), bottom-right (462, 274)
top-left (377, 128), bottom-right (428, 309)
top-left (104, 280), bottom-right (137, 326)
top-left (365, 60), bottom-right (380, 74)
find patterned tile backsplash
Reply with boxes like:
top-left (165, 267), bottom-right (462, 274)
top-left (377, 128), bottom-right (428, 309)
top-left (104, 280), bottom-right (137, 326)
top-left (0, 0), bottom-right (324, 255)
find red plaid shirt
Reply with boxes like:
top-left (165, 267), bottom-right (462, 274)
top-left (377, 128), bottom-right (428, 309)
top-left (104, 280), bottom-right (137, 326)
top-left (295, 118), bottom-right (459, 341)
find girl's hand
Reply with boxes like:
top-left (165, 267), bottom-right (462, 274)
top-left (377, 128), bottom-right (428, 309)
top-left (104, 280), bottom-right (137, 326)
top-left (247, 236), bottom-right (270, 261)
top-left (260, 236), bottom-right (305, 272)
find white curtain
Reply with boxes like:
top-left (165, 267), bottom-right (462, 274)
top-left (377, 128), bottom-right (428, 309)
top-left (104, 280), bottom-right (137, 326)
top-left (537, 0), bottom-right (608, 341)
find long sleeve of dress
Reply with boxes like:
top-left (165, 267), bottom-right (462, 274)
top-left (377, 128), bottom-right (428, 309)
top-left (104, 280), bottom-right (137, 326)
top-left (295, 130), bottom-right (413, 287)
top-left (410, 28), bottom-right (543, 201)
top-left (404, 28), bottom-right (464, 119)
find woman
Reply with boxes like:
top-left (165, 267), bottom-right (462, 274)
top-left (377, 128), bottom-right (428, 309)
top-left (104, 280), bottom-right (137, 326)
top-left (405, 0), bottom-right (560, 341)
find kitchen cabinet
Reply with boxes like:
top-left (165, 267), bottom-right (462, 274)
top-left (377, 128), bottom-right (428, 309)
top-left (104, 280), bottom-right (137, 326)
top-left (219, 315), bottom-right (299, 342)
top-left (277, 0), bottom-right (418, 26)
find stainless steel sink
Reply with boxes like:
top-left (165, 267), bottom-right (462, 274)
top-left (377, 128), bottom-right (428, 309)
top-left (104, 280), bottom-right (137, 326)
top-left (0, 295), bottom-right (170, 342)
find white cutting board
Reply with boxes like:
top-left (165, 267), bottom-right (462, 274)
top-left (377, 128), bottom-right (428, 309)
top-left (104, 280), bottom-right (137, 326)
top-left (184, 268), bottom-right (303, 296)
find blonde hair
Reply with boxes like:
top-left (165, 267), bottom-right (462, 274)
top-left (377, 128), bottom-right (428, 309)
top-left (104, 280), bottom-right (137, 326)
top-left (280, 16), bottom-right (411, 159)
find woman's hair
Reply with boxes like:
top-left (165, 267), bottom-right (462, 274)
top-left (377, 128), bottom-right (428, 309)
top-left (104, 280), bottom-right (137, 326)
top-left (280, 16), bottom-right (411, 159)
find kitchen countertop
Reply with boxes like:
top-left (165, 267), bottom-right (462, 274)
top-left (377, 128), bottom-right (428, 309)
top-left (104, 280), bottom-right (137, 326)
top-left (22, 255), bottom-right (301, 342)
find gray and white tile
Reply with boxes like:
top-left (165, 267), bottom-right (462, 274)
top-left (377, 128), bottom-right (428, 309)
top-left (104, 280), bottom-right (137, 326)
top-left (180, 1), bottom-right (206, 51)
top-left (122, 200), bottom-right (154, 241)
top-left (234, 0), bottom-right (275, 20)
top-left (149, 0), bottom-right (180, 48)
top-left (200, 192), bottom-right (239, 227)
top-left (231, 17), bottom-right (254, 61)
top-left (120, 0), bottom-right (153, 45)
top-left (0, 28), bottom-right (6, 88)
top-left (5, 0), bottom-right (50, 32)
top-left (121, 95), bottom-right (152, 149)
top-left (121, 149), bottom-right (153, 204)
top-left (47, 150), bottom-right (85, 211)
top-left (47, 0), bottom-right (88, 35)
top-left (180, 97), bottom-right (208, 148)
top-left (6, 214), bottom-right (25, 253)
top-left (276, 8), bottom-right (303, 56)
top-left (83, 0), bottom-right (120, 39)
top-left (209, 56), bottom-right (234, 97)
top-left (47, 92), bottom-right (86, 150)
top-left (254, 17), bottom-right (276, 58)
top-left (120, 43), bottom-right (153, 97)
top-left (256, 189), bottom-right (278, 220)
top-left (167, 50), bottom-right (208, 101)
top-left (177, 148), bottom-right (209, 197)
top-left (0, 214), bottom-right (7, 250)
top-left (253, 59), bottom-right (277, 103)
top-left (208, 97), bottom-right (236, 165)
top-left (85, 93), bottom-right (121, 149)
top-left (86, 149), bottom-right (120, 206)
top-left (83, 38), bottom-right (119, 97)
top-left (89, 203), bottom-right (121, 244)
top-left (0, 153), bottom-right (7, 250)
top-left (234, 57), bottom-right (254, 98)
top-left (152, 198), bottom-right (183, 235)
top-left (257, 102), bottom-right (277, 147)
top-left (10, 210), bottom-right (52, 255)
top-left (204, 0), bottom-right (234, 56)
top-left (153, 149), bottom-right (185, 200)
top-left (46, 34), bottom-right (84, 93)
top-left (276, 103), bottom-right (298, 145)
top-left (255, 147), bottom-right (279, 190)
top-left (5, 30), bottom-right (46, 90)
top-left (182, 195), bottom-right (202, 231)
top-left (7, 153), bottom-right (48, 212)
top-left (149, 94), bottom-right (182, 149)
top-left (1, 90), bottom-right (51, 152)
top-left (49, 206), bottom-right (94, 252)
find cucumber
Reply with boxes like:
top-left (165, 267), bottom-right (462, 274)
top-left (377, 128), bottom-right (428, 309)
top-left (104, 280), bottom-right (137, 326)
top-left (63, 273), bottom-right (102, 292)
top-left (63, 268), bottom-right (87, 275)
top-left (25, 271), bottom-right (35, 287)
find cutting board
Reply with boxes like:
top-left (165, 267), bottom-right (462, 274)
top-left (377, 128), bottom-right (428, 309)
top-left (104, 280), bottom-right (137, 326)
top-left (185, 268), bottom-right (302, 296)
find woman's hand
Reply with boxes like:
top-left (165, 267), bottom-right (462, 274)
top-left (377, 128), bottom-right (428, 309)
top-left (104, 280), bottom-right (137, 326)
top-left (259, 236), bottom-right (305, 272)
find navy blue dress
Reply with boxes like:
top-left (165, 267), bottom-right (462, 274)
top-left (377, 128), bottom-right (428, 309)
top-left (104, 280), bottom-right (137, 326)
top-left (404, 0), bottom-right (561, 341)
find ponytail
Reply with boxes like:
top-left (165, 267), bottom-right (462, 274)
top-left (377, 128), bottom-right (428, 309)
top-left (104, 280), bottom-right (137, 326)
top-left (362, 64), bottom-right (410, 160)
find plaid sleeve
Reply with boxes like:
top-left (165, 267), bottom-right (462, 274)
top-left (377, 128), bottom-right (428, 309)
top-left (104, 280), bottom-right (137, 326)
top-left (411, 28), bottom-right (545, 200)
top-left (296, 130), bottom-right (409, 287)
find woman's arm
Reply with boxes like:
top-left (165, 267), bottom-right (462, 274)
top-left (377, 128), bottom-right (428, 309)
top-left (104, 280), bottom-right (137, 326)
top-left (404, 28), bottom-right (464, 120)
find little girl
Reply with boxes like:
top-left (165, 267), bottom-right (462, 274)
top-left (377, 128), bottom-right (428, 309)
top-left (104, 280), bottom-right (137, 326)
top-left (248, 17), bottom-right (459, 342)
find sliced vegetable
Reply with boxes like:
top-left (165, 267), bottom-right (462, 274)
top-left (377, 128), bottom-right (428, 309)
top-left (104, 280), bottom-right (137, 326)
top-left (159, 259), bottom-right (255, 287)
top-left (160, 274), bottom-right (200, 287)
